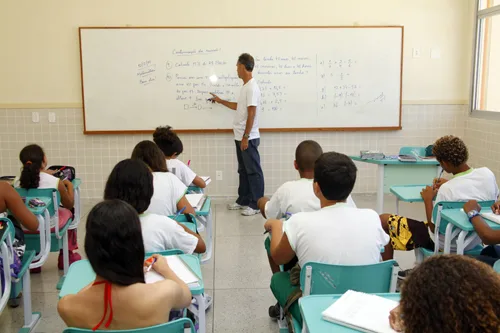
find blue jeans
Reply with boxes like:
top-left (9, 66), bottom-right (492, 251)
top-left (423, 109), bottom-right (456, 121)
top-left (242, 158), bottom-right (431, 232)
top-left (235, 139), bottom-right (265, 209)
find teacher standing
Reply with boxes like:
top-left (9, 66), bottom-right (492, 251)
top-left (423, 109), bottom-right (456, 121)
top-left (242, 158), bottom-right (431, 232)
top-left (210, 53), bottom-right (264, 216)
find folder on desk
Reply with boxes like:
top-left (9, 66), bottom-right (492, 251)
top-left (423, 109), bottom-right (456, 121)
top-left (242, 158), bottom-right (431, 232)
top-left (322, 290), bottom-right (398, 333)
top-left (145, 255), bottom-right (200, 288)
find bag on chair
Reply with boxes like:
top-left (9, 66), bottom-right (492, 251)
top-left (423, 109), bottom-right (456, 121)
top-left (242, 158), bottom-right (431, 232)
top-left (47, 165), bottom-right (76, 182)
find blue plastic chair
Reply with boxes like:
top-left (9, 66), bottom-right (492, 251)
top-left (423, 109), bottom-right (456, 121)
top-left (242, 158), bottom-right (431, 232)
top-left (494, 260), bottom-right (500, 273)
top-left (399, 146), bottom-right (427, 158)
top-left (416, 200), bottom-right (494, 262)
top-left (62, 317), bottom-right (196, 333)
top-left (278, 260), bottom-right (400, 332)
top-left (15, 188), bottom-right (73, 289)
top-left (0, 217), bottom-right (41, 333)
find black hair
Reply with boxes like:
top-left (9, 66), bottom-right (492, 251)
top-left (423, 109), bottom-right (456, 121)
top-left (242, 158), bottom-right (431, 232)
top-left (314, 152), bottom-right (357, 201)
top-left (295, 140), bottom-right (323, 171)
top-left (238, 53), bottom-right (255, 72)
top-left (131, 140), bottom-right (168, 172)
top-left (85, 199), bottom-right (145, 285)
top-left (152, 126), bottom-right (184, 157)
top-left (103, 159), bottom-right (153, 214)
top-left (19, 144), bottom-right (45, 189)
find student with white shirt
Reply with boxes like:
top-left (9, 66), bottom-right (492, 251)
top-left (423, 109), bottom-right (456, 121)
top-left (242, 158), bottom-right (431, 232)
top-left (153, 126), bottom-right (206, 189)
top-left (131, 140), bottom-right (195, 216)
top-left (380, 136), bottom-right (499, 272)
top-left (209, 53), bottom-right (265, 216)
top-left (15, 144), bottom-right (80, 272)
top-left (264, 152), bottom-right (389, 326)
top-left (103, 159), bottom-right (206, 255)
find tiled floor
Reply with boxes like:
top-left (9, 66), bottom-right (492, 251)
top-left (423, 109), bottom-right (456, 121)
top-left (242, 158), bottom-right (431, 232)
top-left (0, 194), bottom-right (423, 333)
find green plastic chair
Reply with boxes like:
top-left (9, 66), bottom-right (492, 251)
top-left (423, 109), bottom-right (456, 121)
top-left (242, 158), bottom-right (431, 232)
top-left (62, 317), bottom-right (196, 333)
top-left (398, 146), bottom-right (426, 158)
top-left (278, 260), bottom-right (399, 332)
top-left (494, 260), bottom-right (500, 273)
top-left (0, 217), bottom-right (41, 333)
top-left (416, 200), bottom-right (494, 262)
top-left (15, 188), bottom-right (73, 289)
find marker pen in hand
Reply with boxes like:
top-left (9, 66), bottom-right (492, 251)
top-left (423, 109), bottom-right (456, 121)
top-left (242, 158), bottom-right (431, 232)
top-left (145, 257), bottom-right (157, 272)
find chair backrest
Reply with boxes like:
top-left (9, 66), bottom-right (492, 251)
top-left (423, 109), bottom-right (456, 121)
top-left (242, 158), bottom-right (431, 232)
top-left (14, 187), bottom-right (60, 217)
top-left (144, 249), bottom-right (184, 257)
top-left (168, 214), bottom-right (197, 224)
top-left (300, 260), bottom-right (398, 296)
top-left (62, 318), bottom-right (196, 333)
top-left (0, 217), bottom-right (15, 242)
top-left (398, 146), bottom-right (426, 157)
top-left (433, 200), bottom-right (495, 235)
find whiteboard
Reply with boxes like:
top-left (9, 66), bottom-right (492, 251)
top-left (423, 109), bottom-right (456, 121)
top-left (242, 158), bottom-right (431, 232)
top-left (79, 27), bottom-right (403, 133)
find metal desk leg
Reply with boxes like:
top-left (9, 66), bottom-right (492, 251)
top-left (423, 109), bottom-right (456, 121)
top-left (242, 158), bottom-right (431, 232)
top-left (376, 164), bottom-right (385, 214)
top-left (189, 294), bottom-right (206, 333)
top-left (456, 231), bottom-right (468, 255)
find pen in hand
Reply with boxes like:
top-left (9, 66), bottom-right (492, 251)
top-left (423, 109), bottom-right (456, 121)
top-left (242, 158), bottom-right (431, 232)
top-left (145, 257), bottom-right (157, 272)
top-left (174, 207), bottom-right (186, 220)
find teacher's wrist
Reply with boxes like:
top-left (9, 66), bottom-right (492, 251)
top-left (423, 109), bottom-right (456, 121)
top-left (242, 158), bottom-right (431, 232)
top-left (243, 133), bottom-right (250, 139)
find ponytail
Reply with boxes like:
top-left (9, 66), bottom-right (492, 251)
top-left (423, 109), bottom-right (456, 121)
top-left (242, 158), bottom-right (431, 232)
top-left (19, 144), bottom-right (45, 189)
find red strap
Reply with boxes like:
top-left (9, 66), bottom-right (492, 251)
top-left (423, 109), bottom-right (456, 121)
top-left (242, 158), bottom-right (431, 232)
top-left (91, 281), bottom-right (113, 331)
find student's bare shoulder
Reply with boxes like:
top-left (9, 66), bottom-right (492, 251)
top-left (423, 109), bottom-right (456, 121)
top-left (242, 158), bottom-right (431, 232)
top-left (127, 280), bottom-right (180, 305)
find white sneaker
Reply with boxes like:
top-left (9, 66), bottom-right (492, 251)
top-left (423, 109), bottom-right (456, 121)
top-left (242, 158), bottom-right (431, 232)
top-left (241, 207), bottom-right (260, 216)
top-left (227, 202), bottom-right (247, 210)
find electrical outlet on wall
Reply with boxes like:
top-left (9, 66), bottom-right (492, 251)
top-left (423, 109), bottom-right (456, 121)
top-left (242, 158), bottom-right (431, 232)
top-left (32, 112), bottom-right (40, 123)
top-left (216, 171), bottom-right (223, 181)
top-left (412, 48), bottom-right (421, 58)
top-left (48, 112), bottom-right (56, 123)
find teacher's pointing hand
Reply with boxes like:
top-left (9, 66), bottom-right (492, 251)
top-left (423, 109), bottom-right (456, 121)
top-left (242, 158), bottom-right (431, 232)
top-left (209, 93), bottom-right (222, 104)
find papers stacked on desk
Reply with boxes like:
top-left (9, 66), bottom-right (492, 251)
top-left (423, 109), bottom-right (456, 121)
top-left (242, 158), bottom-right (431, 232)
top-left (322, 290), bottom-right (399, 333)
top-left (360, 151), bottom-right (385, 160)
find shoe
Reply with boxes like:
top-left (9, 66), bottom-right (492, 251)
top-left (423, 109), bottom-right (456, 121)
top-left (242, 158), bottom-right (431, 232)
top-left (58, 250), bottom-right (83, 270)
top-left (398, 268), bottom-right (413, 279)
top-left (241, 207), bottom-right (260, 216)
top-left (268, 302), bottom-right (280, 320)
top-left (227, 202), bottom-right (247, 210)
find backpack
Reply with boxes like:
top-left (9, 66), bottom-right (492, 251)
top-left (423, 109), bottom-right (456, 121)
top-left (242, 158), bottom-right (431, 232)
top-left (48, 166), bottom-right (76, 182)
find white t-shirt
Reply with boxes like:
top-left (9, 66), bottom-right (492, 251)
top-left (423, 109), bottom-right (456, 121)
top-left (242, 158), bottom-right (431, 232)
top-left (234, 78), bottom-right (261, 140)
top-left (146, 172), bottom-right (187, 217)
top-left (15, 172), bottom-right (60, 227)
top-left (432, 167), bottom-right (499, 251)
top-left (139, 213), bottom-right (198, 254)
top-left (284, 203), bottom-right (389, 268)
top-left (265, 178), bottom-right (357, 219)
top-left (166, 158), bottom-right (197, 187)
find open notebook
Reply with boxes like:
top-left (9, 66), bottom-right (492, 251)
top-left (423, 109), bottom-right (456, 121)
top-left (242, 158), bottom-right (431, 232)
top-left (186, 194), bottom-right (207, 210)
top-left (145, 255), bottom-right (201, 288)
top-left (480, 212), bottom-right (500, 224)
top-left (322, 290), bottom-right (399, 333)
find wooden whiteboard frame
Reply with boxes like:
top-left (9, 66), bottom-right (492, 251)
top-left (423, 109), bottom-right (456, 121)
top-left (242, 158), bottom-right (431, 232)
top-left (79, 26), bottom-right (404, 134)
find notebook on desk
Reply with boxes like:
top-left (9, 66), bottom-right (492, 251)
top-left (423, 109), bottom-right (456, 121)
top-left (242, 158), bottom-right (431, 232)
top-left (480, 212), bottom-right (500, 224)
top-left (322, 290), bottom-right (399, 333)
top-left (186, 194), bottom-right (207, 210)
top-left (145, 255), bottom-right (200, 288)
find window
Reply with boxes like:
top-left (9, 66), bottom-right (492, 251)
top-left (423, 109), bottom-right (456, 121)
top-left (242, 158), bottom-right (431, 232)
top-left (472, 0), bottom-right (500, 114)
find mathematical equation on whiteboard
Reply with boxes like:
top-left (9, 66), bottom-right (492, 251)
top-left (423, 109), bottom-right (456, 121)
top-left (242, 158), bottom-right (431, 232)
top-left (136, 52), bottom-right (387, 113)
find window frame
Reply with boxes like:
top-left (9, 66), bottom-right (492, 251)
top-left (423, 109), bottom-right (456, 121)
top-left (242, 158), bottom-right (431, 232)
top-left (470, 0), bottom-right (500, 118)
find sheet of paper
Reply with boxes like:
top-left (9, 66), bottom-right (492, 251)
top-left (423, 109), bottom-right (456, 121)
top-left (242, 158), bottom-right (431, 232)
top-left (322, 290), bottom-right (398, 333)
top-left (201, 176), bottom-right (211, 186)
top-left (185, 194), bottom-right (205, 208)
top-left (145, 255), bottom-right (200, 286)
top-left (480, 212), bottom-right (500, 224)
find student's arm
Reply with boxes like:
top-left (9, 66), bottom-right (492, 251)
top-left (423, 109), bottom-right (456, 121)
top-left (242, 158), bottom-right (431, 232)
top-left (240, 106), bottom-right (256, 151)
top-left (257, 197), bottom-right (270, 218)
top-left (0, 183), bottom-right (38, 231)
top-left (177, 196), bottom-right (195, 215)
top-left (177, 223), bottom-right (206, 253)
top-left (58, 179), bottom-right (74, 209)
top-left (210, 93), bottom-right (237, 110)
top-left (464, 200), bottom-right (500, 245)
top-left (192, 176), bottom-right (206, 188)
top-left (148, 254), bottom-right (192, 308)
top-left (264, 219), bottom-right (296, 265)
top-left (420, 185), bottom-right (437, 233)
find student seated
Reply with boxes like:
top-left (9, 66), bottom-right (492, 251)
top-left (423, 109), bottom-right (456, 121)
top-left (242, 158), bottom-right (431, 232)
top-left (389, 255), bottom-right (500, 332)
top-left (14, 144), bottom-right (80, 270)
top-left (257, 140), bottom-right (356, 219)
top-left (153, 126), bottom-right (206, 188)
top-left (380, 136), bottom-right (498, 268)
top-left (463, 199), bottom-right (500, 266)
top-left (131, 140), bottom-right (195, 216)
top-left (104, 159), bottom-right (206, 254)
top-left (58, 199), bottom-right (192, 330)
top-left (0, 181), bottom-right (38, 259)
top-left (264, 152), bottom-right (389, 326)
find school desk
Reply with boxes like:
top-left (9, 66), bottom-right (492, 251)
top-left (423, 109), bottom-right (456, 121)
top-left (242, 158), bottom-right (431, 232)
top-left (350, 156), bottom-right (440, 213)
top-left (299, 293), bottom-right (400, 332)
top-left (440, 208), bottom-right (500, 255)
top-left (185, 194), bottom-right (213, 264)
